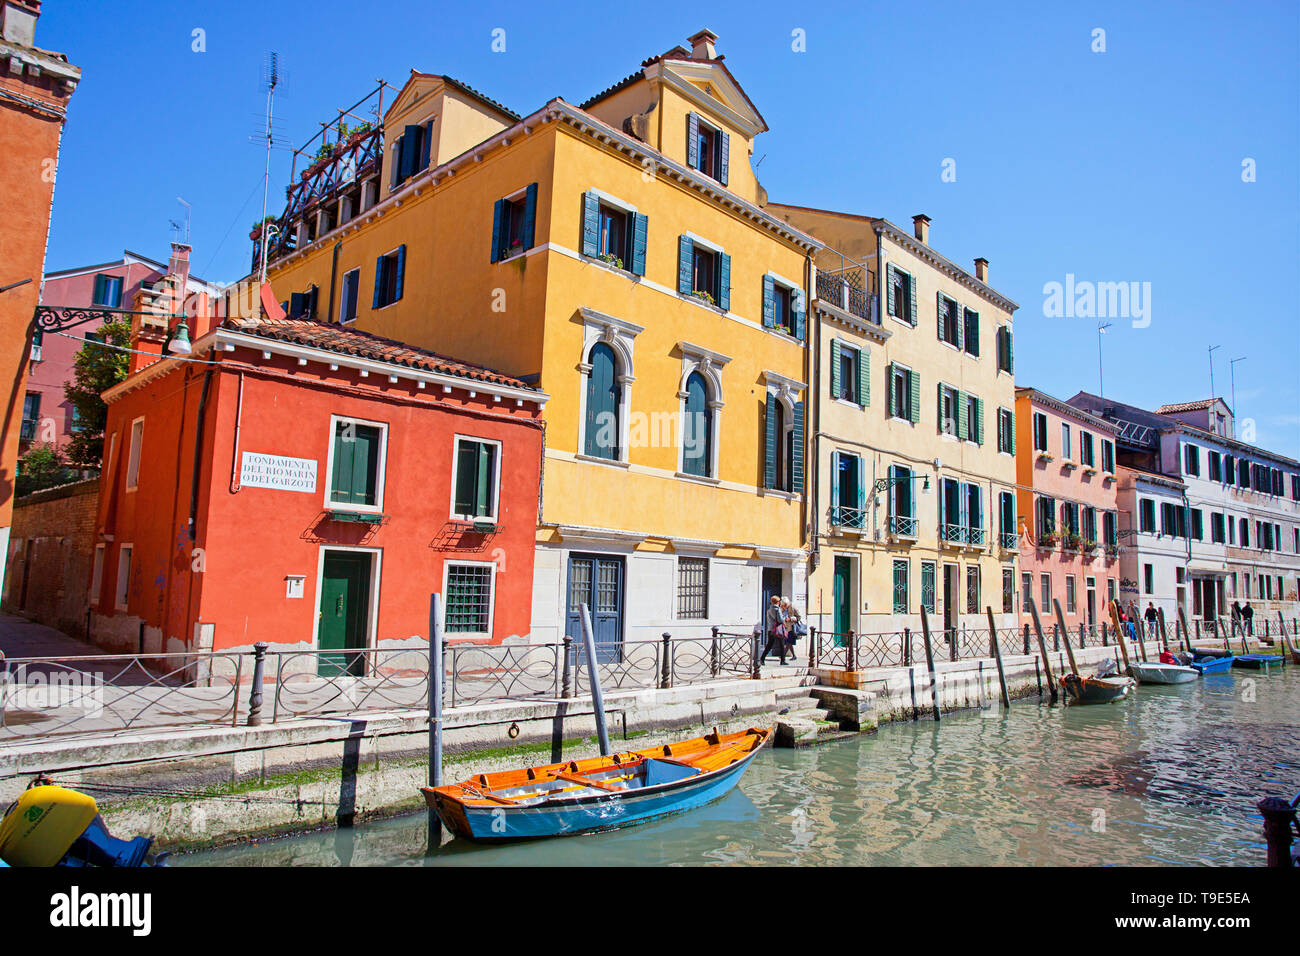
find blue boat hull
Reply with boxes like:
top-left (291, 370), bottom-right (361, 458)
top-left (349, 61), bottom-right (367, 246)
top-left (1232, 654), bottom-right (1283, 670)
top-left (437, 749), bottom-right (758, 841)
top-left (1190, 655), bottom-right (1235, 675)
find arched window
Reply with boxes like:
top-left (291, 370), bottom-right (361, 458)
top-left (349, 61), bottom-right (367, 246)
top-left (682, 372), bottom-right (712, 477)
top-left (773, 399), bottom-right (786, 489)
top-left (584, 343), bottom-right (620, 460)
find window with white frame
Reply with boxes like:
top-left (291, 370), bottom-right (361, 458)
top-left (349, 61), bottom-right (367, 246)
top-left (327, 416), bottom-right (387, 511)
top-left (444, 562), bottom-right (495, 635)
top-left (90, 544), bottom-right (105, 604)
top-left (115, 544), bottom-right (133, 610)
top-left (677, 557), bottom-right (709, 619)
top-left (451, 436), bottom-right (500, 521)
top-left (126, 417), bottom-right (144, 491)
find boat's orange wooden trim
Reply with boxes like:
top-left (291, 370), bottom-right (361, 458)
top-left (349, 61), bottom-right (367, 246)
top-left (553, 771), bottom-right (623, 792)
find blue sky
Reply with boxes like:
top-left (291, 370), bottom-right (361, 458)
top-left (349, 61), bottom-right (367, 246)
top-left (37, 0), bottom-right (1300, 457)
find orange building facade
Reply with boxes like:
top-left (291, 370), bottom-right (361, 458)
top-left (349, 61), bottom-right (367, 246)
top-left (92, 316), bottom-right (547, 659)
top-left (1015, 387), bottom-right (1122, 632)
top-left (0, 0), bottom-right (79, 587)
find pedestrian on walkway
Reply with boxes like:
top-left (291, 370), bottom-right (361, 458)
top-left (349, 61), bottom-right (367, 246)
top-left (1231, 600), bottom-right (1242, 636)
top-left (781, 598), bottom-right (803, 658)
top-left (1242, 601), bottom-right (1254, 636)
top-left (1144, 602), bottom-right (1159, 634)
top-left (759, 595), bottom-right (788, 666)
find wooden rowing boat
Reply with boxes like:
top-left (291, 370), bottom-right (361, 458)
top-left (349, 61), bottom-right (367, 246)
top-left (1232, 653), bottom-right (1284, 670)
top-left (1128, 661), bottom-right (1199, 685)
top-left (1189, 654), bottom-right (1234, 675)
top-left (422, 727), bottom-right (770, 841)
top-left (1060, 673), bottom-right (1135, 704)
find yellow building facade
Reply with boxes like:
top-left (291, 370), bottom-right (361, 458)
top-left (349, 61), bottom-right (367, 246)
top-left (764, 206), bottom-right (1020, 638)
top-left (262, 32), bottom-right (821, 644)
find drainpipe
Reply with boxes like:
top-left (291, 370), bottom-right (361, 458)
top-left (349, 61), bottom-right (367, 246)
top-left (806, 250), bottom-right (817, 590)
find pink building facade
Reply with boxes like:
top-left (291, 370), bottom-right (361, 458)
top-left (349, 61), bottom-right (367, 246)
top-left (1015, 387), bottom-right (1123, 633)
top-left (24, 248), bottom-right (219, 456)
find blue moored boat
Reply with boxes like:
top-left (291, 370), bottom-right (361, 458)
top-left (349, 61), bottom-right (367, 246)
top-left (1190, 654), bottom-right (1234, 675)
top-left (1233, 653), bottom-right (1284, 670)
top-left (422, 727), bottom-right (770, 841)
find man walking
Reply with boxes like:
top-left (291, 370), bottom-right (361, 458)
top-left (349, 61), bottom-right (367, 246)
top-left (759, 595), bottom-right (788, 666)
top-left (1242, 601), bottom-right (1254, 637)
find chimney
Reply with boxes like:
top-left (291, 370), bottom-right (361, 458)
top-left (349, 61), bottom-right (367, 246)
top-left (912, 214), bottom-right (930, 245)
top-left (1, 1), bottom-right (40, 45)
top-left (688, 29), bottom-right (718, 60)
top-left (974, 258), bottom-right (988, 283)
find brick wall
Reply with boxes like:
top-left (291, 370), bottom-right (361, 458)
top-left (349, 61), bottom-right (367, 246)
top-left (2, 478), bottom-right (99, 637)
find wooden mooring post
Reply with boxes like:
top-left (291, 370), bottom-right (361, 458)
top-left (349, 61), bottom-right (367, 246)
top-left (1108, 600), bottom-right (1133, 673)
top-left (918, 607), bottom-right (942, 721)
top-left (1052, 599), bottom-right (1081, 678)
top-left (985, 607), bottom-right (1010, 710)
top-left (1025, 597), bottom-right (1057, 704)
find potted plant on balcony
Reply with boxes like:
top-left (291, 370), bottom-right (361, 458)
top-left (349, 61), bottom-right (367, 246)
top-left (691, 290), bottom-right (716, 306)
top-left (1104, 543), bottom-right (1121, 560)
top-left (598, 252), bottom-right (624, 270)
top-left (1081, 537), bottom-right (1098, 556)
top-left (1060, 530), bottom-right (1080, 551)
top-left (1039, 529), bottom-right (1059, 549)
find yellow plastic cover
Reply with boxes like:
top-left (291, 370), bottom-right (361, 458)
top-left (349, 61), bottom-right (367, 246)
top-left (0, 785), bottom-right (98, 867)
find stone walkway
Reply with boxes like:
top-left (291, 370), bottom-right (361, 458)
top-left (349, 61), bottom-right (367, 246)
top-left (0, 612), bottom-right (102, 660)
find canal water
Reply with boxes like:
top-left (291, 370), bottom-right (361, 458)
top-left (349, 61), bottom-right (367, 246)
top-left (180, 667), bottom-right (1298, 866)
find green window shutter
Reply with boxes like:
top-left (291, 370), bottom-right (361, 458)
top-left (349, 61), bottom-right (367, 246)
top-left (477, 442), bottom-right (495, 517)
top-left (393, 245), bottom-right (406, 302)
top-left (792, 288), bottom-right (805, 339)
top-left (1007, 329), bottom-right (1014, 373)
top-left (936, 291), bottom-right (944, 342)
top-left (887, 363), bottom-right (896, 417)
top-left (762, 275), bottom-right (775, 328)
top-left (490, 199), bottom-right (505, 263)
top-left (331, 424), bottom-right (354, 503)
top-left (372, 255), bottom-right (385, 309)
top-left (857, 346), bottom-right (869, 406)
top-left (967, 310), bottom-right (979, 355)
top-left (763, 392), bottom-right (777, 490)
top-left (717, 253), bottom-right (731, 312)
top-left (975, 397), bottom-right (985, 446)
top-left (957, 390), bottom-right (968, 439)
top-left (678, 236), bottom-right (693, 295)
top-left (522, 182), bottom-right (538, 250)
top-left (885, 266), bottom-right (897, 316)
top-left (400, 124), bottom-right (422, 181)
top-left (1010, 411), bottom-right (1016, 455)
top-left (581, 191), bottom-right (600, 257)
top-left (454, 441), bottom-right (474, 515)
top-left (830, 339), bottom-right (841, 398)
top-left (351, 425), bottom-right (379, 506)
top-left (631, 213), bottom-right (648, 276)
top-left (908, 369), bottom-right (920, 424)
top-left (718, 130), bottom-right (730, 185)
top-left (936, 382), bottom-right (946, 434)
top-left (686, 112), bottom-right (700, 169)
top-left (907, 274), bottom-right (917, 326)
top-left (953, 301), bottom-right (963, 350)
top-left (92, 274), bottom-right (106, 305)
top-left (792, 399), bottom-right (805, 494)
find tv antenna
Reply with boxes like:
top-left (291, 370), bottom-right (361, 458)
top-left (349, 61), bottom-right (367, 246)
top-left (257, 52), bottom-right (282, 286)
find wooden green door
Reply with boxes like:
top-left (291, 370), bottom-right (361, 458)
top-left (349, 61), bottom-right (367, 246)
top-left (833, 556), bottom-right (851, 646)
top-left (317, 551), bottom-right (371, 676)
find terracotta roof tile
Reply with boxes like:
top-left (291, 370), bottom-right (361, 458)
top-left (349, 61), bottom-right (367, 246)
top-left (223, 316), bottom-right (535, 390)
top-left (1155, 399), bottom-right (1220, 414)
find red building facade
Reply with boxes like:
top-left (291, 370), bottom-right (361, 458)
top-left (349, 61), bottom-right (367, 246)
top-left (91, 316), bottom-right (546, 658)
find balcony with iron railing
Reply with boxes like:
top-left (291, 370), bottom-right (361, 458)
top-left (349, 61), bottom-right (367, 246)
top-left (19, 418), bottom-right (37, 443)
top-left (889, 514), bottom-right (918, 539)
top-left (830, 505), bottom-right (868, 532)
top-left (998, 532), bottom-right (1020, 550)
top-left (816, 268), bottom-right (879, 325)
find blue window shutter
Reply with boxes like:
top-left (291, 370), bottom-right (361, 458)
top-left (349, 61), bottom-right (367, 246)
top-left (631, 213), bottom-right (648, 276)
top-left (717, 253), bottom-right (731, 312)
top-left (907, 274), bottom-right (917, 326)
top-left (718, 130), bottom-right (730, 185)
top-left (581, 191), bottom-right (599, 257)
top-left (678, 236), bottom-right (693, 295)
top-left (793, 288), bottom-right (806, 339)
top-left (522, 182), bottom-right (538, 250)
top-left (420, 120), bottom-right (433, 170)
top-left (908, 369), bottom-right (920, 424)
top-left (288, 292), bottom-right (304, 318)
top-left (792, 399), bottom-right (805, 494)
top-left (762, 275), bottom-right (776, 328)
top-left (855, 456), bottom-right (864, 512)
top-left (938, 479), bottom-right (947, 529)
top-left (830, 451), bottom-right (839, 511)
top-left (401, 124), bottom-right (422, 181)
top-left (830, 339), bottom-right (841, 398)
top-left (763, 392), bottom-right (777, 489)
top-left (858, 346), bottom-right (869, 406)
top-left (372, 255), bottom-right (384, 309)
top-left (490, 199), bottom-right (504, 263)
top-left (686, 113), bottom-right (700, 169)
top-left (393, 245), bottom-right (406, 301)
